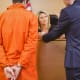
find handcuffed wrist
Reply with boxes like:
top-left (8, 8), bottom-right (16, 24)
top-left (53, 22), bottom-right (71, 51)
top-left (16, 63), bottom-right (21, 68)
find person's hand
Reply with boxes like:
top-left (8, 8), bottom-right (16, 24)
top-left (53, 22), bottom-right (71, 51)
top-left (11, 64), bottom-right (21, 80)
top-left (59, 34), bottom-right (65, 39)
top-left (38, 31), bottom-right (48, 40)
top-left (4, 66), bottom-right (15, 79)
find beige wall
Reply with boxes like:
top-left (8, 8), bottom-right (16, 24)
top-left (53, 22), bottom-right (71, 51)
top-left (0, 0), bottom-right (12, 13)
top-left (31, 0), bottom-right (65, 15)
top-left (0, 0), bottom-right (64, 15)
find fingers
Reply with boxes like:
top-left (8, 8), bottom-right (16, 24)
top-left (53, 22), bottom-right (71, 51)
top-left (11, 77), bottom-right (16, 80)
top-left (38, 32), bottom-right (48, 40)
top-left (11, 65), bottom-right (21, 80)
top-left (4, 67), bottom-right (15, 79)
top-left (4, 65), bottom-right (21, 80)
top-left (7, 68), bottom-right (15, 76)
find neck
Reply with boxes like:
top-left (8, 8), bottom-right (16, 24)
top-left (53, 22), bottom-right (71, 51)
top-left (40, 24), bottom-right (49, 32)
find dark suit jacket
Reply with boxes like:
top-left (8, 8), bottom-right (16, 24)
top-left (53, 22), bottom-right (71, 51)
top-left (43, 0), bottom-right (80, 68)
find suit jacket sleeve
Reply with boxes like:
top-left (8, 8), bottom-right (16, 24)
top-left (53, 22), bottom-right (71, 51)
top-left (43, 9), bottom-right (70, 42)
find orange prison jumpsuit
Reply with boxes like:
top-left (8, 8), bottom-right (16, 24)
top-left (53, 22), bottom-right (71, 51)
top-left (0, 3), bottom-right (38, 80)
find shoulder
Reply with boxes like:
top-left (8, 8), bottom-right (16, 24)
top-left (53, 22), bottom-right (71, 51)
top-left (59, 6), bottom-right (72, 17)
top-left (0, 11), bottom-right (6, 20)
top-left (61, 5), bottom-right (74, 13)
top-left (26, 11), bottom-right (38, 21)
top-left (27, 11), bottom-right (37, 18)
top-left (23, 10), bottom-right (37, 18)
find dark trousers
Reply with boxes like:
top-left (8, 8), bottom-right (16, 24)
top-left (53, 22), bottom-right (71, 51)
top-left (66, 68), bottom-right (80, 80)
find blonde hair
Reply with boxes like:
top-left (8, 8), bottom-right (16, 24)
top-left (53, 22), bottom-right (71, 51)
top-left (38, 11), bottom-right (50, 29)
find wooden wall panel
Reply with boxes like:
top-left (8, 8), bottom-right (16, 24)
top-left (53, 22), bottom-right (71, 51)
top-left (38, 41), bottom-right (66, 80)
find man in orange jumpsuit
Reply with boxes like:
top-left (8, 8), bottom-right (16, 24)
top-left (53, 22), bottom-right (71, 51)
top-left (0, 0), bottom-right (38, 80)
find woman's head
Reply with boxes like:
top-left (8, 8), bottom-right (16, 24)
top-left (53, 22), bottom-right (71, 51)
top-left (38, 11), bottom-right (49, 27)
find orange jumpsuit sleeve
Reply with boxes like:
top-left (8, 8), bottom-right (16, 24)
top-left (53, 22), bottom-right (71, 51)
top-left (18, 13), bottom-right (38, 67)
top-left (0, 14), bottom-right (7, 68)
